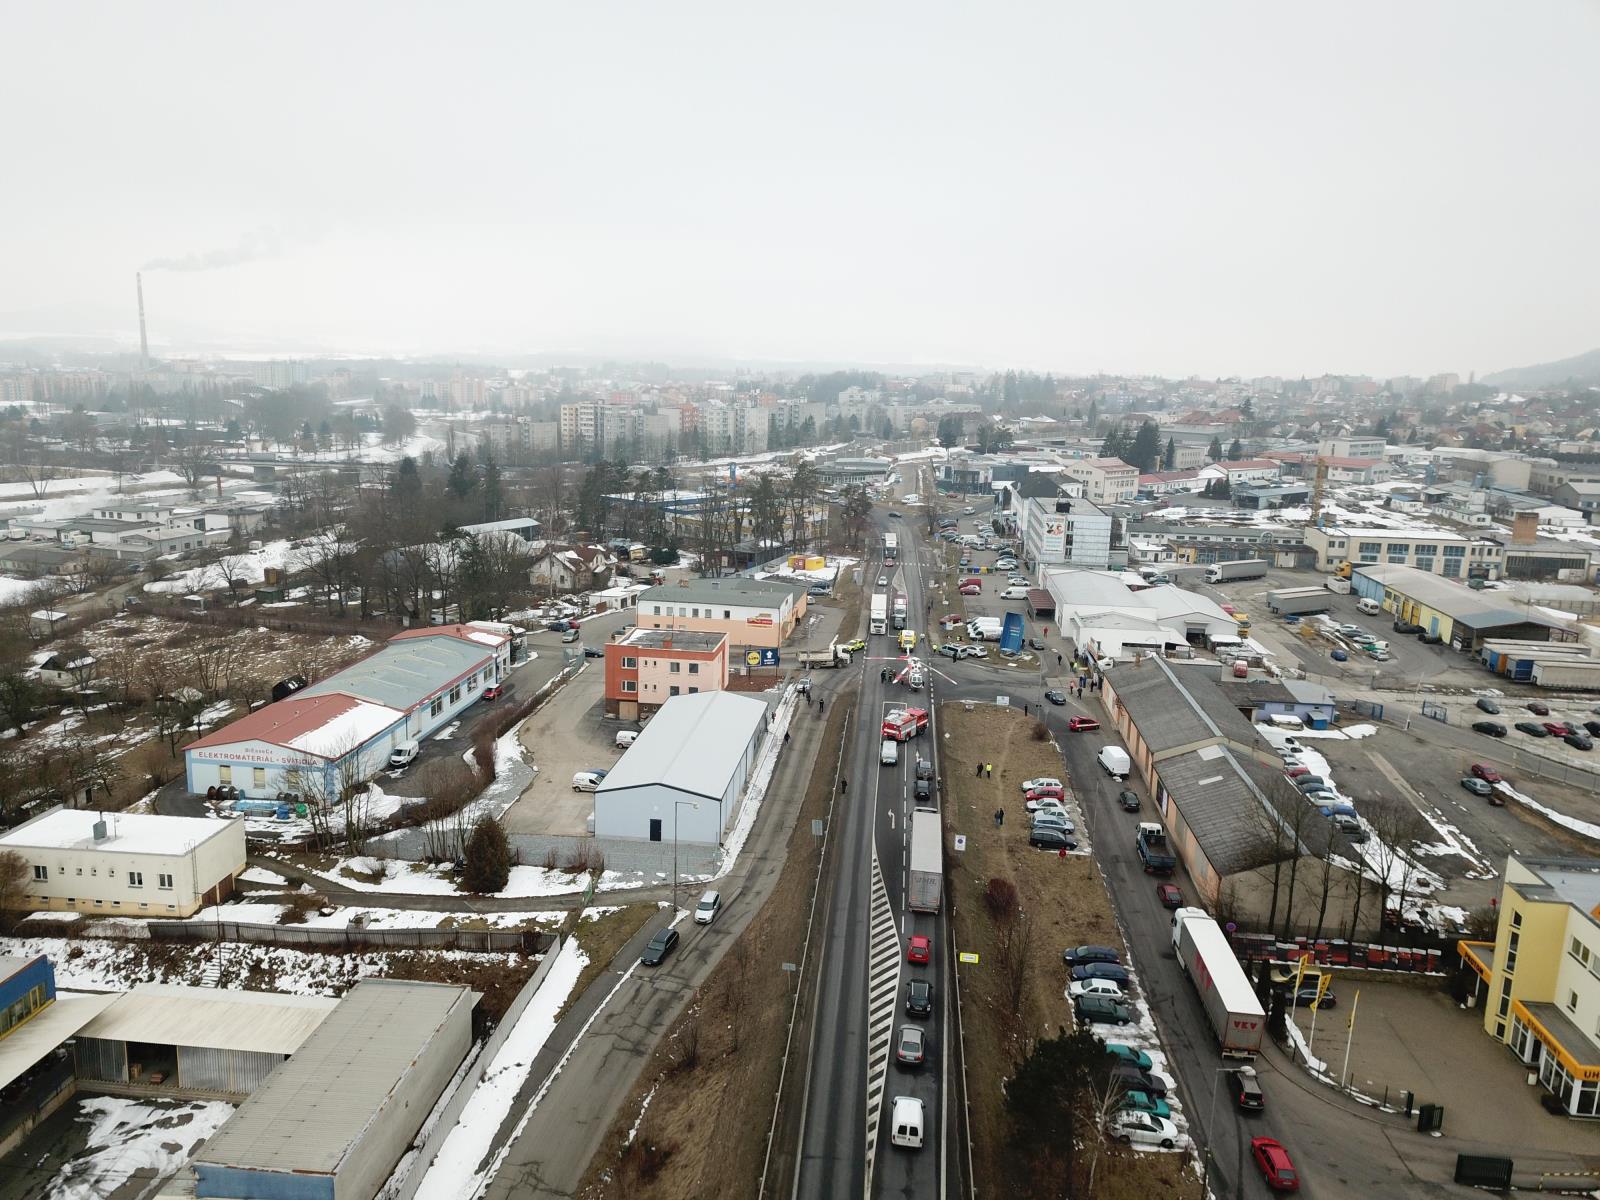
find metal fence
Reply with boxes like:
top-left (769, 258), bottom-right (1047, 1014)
top-left (147, 920), bottom-right (552, 954)
top-left (1230, 928), bottom-right (1452, 975)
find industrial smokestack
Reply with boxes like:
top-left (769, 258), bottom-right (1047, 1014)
top-left (136, 272), bottom-right (149, 380)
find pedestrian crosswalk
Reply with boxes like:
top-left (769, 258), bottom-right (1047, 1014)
top-left (862, 850), bottom-right (900, 1190)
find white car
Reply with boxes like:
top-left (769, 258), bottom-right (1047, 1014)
top-left (959, 645), bottom-right (987, 659)
top-left (1025, 796), bottom-right (1066, 814)
top-left (1068, 977), bottom-right (1126, 1001)
top-left (1021, 777), bottom-right (1063, 793)
top-left (1106, 1109), bottom-right (1177, 1149)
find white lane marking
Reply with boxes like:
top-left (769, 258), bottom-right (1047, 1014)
top-left (864, 851), bottom-right (902, 1191)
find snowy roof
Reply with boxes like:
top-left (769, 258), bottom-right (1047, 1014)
top-left (597, 691), bottom-right (769, 801)
top-left (187, 692), bottom-right (405, 759)
top-left (0, 806), bottom-right (239, 856)
top-left (303, 632), bottom-right (494, 711)
top-left (285, 699), bottom-right (408, 758)
top-left (76, 984), bottom-right (338, 1055)
top-left (31, 610), bottom-right (66, 621)
top-left (0, 992), bottom-right (118, 1090)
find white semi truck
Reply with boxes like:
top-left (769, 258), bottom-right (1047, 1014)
top-left (1171, 907), bottom-right (1266, 1059)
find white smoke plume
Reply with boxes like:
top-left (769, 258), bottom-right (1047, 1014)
top-left (142, 227), bottom-right (283, 272)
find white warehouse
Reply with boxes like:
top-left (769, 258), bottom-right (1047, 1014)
top-left (0, 808), bottom-right (246, 918)
top-left (594, 691), bottom-right (770, 845)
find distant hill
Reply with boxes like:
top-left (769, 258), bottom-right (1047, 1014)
top-left (1485, 347), bottom-right (1600, 389)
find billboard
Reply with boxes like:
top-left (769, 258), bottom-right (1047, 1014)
top-left (1000, 612), bottom-right (1025, 655)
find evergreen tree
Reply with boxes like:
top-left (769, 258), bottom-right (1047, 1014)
top-left (392, 456), bottom-right (422, 504)
top-left (1130, 421), bottom-right (1162, 473)
top-left (1207, 435), bottom-right (1224, 461)
top-left (1240, 396), bottom-right (1254, 422)
top-left (1164, 437), bottom-right (1177, 472)
top-left (461, 816), bottom-right (511, 893)
top-left (1227, 438), bottom-right (1244, 460)
top-left (448, 452), bottom-right (477, 500)
top-left (1215, 475), bottom-right (1232, 499)
top-left (480, 456), bottom-right (503, 521)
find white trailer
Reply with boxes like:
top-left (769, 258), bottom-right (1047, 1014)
top-left (908, 807), bottom-right (943, 913)
top-left (1170, 907), bottom-right (1265, 1058)
top-left (870, 593), bottom-right (888, 635)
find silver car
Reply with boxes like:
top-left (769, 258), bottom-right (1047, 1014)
top-left (895, 1024), bottom-right (926, 1067)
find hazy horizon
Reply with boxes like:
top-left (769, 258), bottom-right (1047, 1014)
top-left (5, 1), bottom-right (1597, 381)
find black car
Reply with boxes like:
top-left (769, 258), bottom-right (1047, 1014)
top-left (914, 777), bottom-right (932, 802)
top-left (1475, 697), bottom-right (1502, 714)
top-left (1515, 721), bottom-right (1551, 738)
top-left (1528, 701), bottom-right (1551, 716)
top-left (1028, 637), bottom-right (1046, 651)
top-left (640, 927), bottom-right (679, 966)
top-left (1472, 721), bottom-right (1507, 738)
top-left (915, 757), bottom-right (934, 781)
top-left (1118, 789), bottom-right (1140, 812)
top-left (1393, 620), bottom-right (1422, 635)
top-left (1227, 1066), bottom-right (1266, 1111)
top-left (583, 645), bottom-right (605, 658)
top-left (1070, 962), bottom-right (1131, 983)
top-left (1109, 1064), bottom-right (1168, 1098)
top-left (545, 619), bottom-right (572, 632)
top-left (1566, 733), bottom-right (1594, 752)
top-left (1029, 826), bottom-right (1077, 851)
top-left (906, 978), bottom-right (934, 1017)
top-left (1062, 944), bottom-right (1122, 967)
top-left (1044, 689), bottom-right (1067, 705)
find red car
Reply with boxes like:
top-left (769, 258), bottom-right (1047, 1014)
top-left (959, 585), bottom-right (981, 596)
top-left (1470, 762), bottom-right (1502, 784)
top-left (1251, 1137), bottom-right (1300, 1192)
top-left (1283, 765), bottom-right (1311, 779)
top-left (1156, 883), bottom-right (1183, 908)
top-left (1025, 786), bottom-right (1065, 802)
top-left (1543, 722), bottom-right (1573, 738)
top-left (1067, 716), bottom-right (1100, 732)
top-left (1528, 701), bottom-right (1550, 716)
top-left (906, 935), bottom-right (931, 965)
top-left (482, 685), bottom-right (504, 701)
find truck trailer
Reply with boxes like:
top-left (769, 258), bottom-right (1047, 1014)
top-left (1324, 576), bottom-right (1352, 595)
top-left (908, 807), bottom-right (943, 913)
top-left (1170, 907), bottom-right (1265, 1058)
top-left (1204, 559), bottom-right (1269, 584)
top-left (892, 594), bottom-right (908, 630)
top-left (1266, 586), bottom-right (1333, 616)
top-left (870, 593), bottom-right (888, 635)
top-left (795, 642), bottom-right (852, 668)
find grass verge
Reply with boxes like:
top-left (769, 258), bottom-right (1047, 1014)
top-left (941, 702), bottom-right (1202, 1199)
top-left (574, 694), bottom-right (851, 1199)
top-left (561, 904), bottom-right (656, 1018)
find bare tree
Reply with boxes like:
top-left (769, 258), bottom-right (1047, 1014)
top-left (0, 850), bottom-right (29, 930)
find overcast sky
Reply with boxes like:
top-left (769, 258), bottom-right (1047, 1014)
top-left (4, 2), bottom-right (1597, 378)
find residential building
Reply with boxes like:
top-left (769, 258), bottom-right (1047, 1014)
top-left (0, 808), bottom-right (246, 918)
top-left (593, 691), bottom-right (770, 845)
top-left (604, 628), bottom-right (729, 719)
top-left (1211, 459), bottom-right (1281, 486)
top-left (528, 543), bottom-right (617, 593)
top-left (479, 417), bottom-right (559, 460)
top-left (1317, 456), bottom-right (1391, 485)
top-left (185, 625), bottom-right (512, 796)
top-left (636, 577), bottom-right (807, 651)
top-left (1318, 435), bottom-right (1387, 459)
top-left (1062, 457), bottom-right (1138, 504)
top-left (1008, 475), bottom-right (1119, 569)
top-left (35, 650), bottom-right (96, 690)
top-left (1303, 524), bottom-right (1501, 578)
top-left (1136, 469), bottom-right (1202, 496)
top-left (1458, 855), bottom-right (1600, 1118)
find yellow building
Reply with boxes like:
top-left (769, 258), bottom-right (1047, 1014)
top-left (1459, 855), bottom-right (1600, 1117)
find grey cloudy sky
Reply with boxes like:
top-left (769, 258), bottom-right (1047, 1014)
top-left (5, 2), bottom-right (1597, 378)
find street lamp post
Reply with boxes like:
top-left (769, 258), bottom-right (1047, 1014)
top-left (672, 798), bottom-right (700, 913)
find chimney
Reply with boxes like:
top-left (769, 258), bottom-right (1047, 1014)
top-left (1511, 512), bottom-right (1539, 545)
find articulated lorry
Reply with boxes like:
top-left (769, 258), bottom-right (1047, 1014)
top-left (1171, 907), bottom-right (1266, 1058)
top-left (1135, 822), bottom-right (1177, 874)
top-left (1205, 558), bottom-right (1268, 584)
top-left (795, 641), bottom-right (852, 668)
top-left (908, 807), bottom-right (943, 913)
top-left (1266, 586), bottom-right (1333, 616)
top-left (870, 593), bottom-right (888, 635)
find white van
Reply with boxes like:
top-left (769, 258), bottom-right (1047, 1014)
top-left (388, 740), bottom-right (420, 769)
top-left (999, 586), bottom-right (1029, 600)
top-left (890, 1096), bottom-right (925, 1149)
top-left (1097, 746), bottom-right (1131, 779)
top-left (572, 771), bottom-right (605, 792)
top-left (1356, 597), bottom-right (1382, 615)
top-left (881, 739), bottom-right (899, 766)
top-left (615, 730), bottom-right (639, 749)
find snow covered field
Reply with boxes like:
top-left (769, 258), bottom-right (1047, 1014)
top-left (37, 1095), bottom-right (235, 1200)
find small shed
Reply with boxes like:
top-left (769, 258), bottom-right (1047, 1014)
top-left (29, 609), bottom-right (67, 637)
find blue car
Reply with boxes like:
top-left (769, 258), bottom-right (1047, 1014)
top-left (1330, 648), bottom-right (1349, 662)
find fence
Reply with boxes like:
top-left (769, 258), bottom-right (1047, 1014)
top-left (1230, 929), bottom-right (1450, 975)
top-left (147, 920), bottom-right (553, 955)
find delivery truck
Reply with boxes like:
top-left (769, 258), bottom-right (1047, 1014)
top-left (1171, 907), bottom-right (1266, 1059)
top-left (1205, 558), bottom-right (1268, 584)
top-left (1135, 822), bottom-right (1177, 874)
top-left (870, 593), bottom-right (888, 635)
top-left (908, 807), bottom-right (943, 913)
top-left (795, 641), bottom-right (852, 668)
top-left (892, 594), bottom-right (908, 630)
top-left (1266, 586), bottom-right (1333, 616)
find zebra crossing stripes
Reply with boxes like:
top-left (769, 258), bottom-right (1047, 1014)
top-left (862, 850), bottom-right (901, 1193)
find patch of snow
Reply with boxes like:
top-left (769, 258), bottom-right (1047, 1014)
top-left (41, 1095), bottom-right (236, 1199)
top-left (240, 866), bottom-right (289, 885)
top-left (1496, 782), bottom-right (1600, 840)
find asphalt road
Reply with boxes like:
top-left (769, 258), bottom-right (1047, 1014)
top-left (792, 504), bottom-right (954, 1200)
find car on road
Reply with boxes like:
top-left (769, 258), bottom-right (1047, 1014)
top-left (561, 627), bottom-right (581, 643)
top-left (1367, 647), bottom-right (1391, 661)
top-left (915, 757), bottom-right (933, 781)
top-left (1585, 720), bottom-right (1600, 738)
top-left (1104, 1108), bottom-right (1178, 1153)
top-left (1027, 636), bottom-right (1045, 649)
top-left (1104, 1043), bottom-right (1151, 1071)
top-left (887, 511), bottom-right (902, 519)
top-left (545, 619), bottom-right (573, 632)
top-left (889, 1096), bottom-right (923, 1150)
top-left (1393, 620), bottom-right (1423, 634)
top-left (1568, 733), bottom-right (1595, 751)
top-left (1419, 632), bottom-right (1444, 645)
top-left (1293, 984), bottom-right (1336, 1009)
top-left (615, 729), bottom-right (639, 749)
top-left (1062, 944), bottom-right (1122, 967)
top-left (877, 575), bottom-right (888, 587)
top-left (1028, 826), bottom-right (1078, 851)
top-left (1109, 1063), bottom-right (1170, 1097)
top-left (1022, 776), bottom-right (1063, 793)
top-left (939, 642), bottom-right (966, 658)
top-left (1118, 789), bottom-right (1141, 812)
top-left (1330, 648), bottom-right (1348, 662)
top-left (583, 645), bottom-right (606, 658)
top-left (1283, 764), bottom-right (1311, 779)
top-left (1044, 689), bottom-right (1067, 705)
top-left (1476, 697), bottom-right (1502, 714)
top-left (1543, 721), bottom-right (1574, 737)
top-left (842, 638), bottom-right (866, 653)
top-left (906, 935), bottom-right (931, 965)
top-left (1031, 811), bottom-right (1074, 833)
top-left (1118, 1088), bottom-right (1172, 1120)
top-left (1251, 1136), bottom-right (1301, 1191)
top-left (1470, 763), bottom-right (1503, 783)
top-left (1528, 701), bottom-right (1551, 716)
top-left (640, 927), bottom-right (679, 966)
top-left (1293, 776), bottom-right (1329, 792)
top-left (1070, 962), bottom-right (1131, 983)
top-left (905, 979), bottom-right (934, 1017)
top-left (482, 684), bottom-right (505, 700)
top-left (1461, 777), bottom-right (1494, 797)
top-left (1074, 994), bottom-right (1134, 1026)
top-left (1025, 795), bottom-right (1066, 814)
top-left (1515, 721), bottom-right (1550, 737)
top-left (1227, 1065), bottom-right (1266, 1111)
top-left (913, 777), bottom-right (932, 802)
top-left (958, 584), bottom-right (981, 596)
top-left (960, 644), bottom-right (987, 659)
top-left (1473, 721), bottom-right (1507, 737)
top-left (1156, 882), bottom-right (1184, 908)
top-left (895, 1025), bottom-right (926, 1068)
top-left (693, 890), bottom-right (722, 924)
top-left (1067, 716), bottom-right (1100, 732)
top-left (1068, 977), bottom-right (1126, 1001)
top-left (571, 770), bottom-right (607, 791)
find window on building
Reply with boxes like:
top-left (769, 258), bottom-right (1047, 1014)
top-left (129, 871), bottom-right (143, 887)
top-left (467, 676), bottom-right (477, 692)
top-left (689, 686), bottom-right (699, 694)
top-left (450, 685), bottom-right (461, 704)
top-left (430, 697), bottom-right (444, 717)
top-left (669, 686), bottom-right (681, 697)
top-left (688, 663), bottom-right (699, 674)
top-left (622, 680), bottom-right (637, 693)
top-left (158, 873), bottom-right (173, 889)
top-left (1569, 991), bottom-right (1581, 1013)
top-left (723, 610), bottom-right (731, 619)
top-left (219, 765), bottom-right (232, 785)
top-left (623, 657), bottom-right (637, 669)
top-left (253, 767), bottom-right (266, 789)
top-left (670, 662), bottom-right (681, 674)
top-left (32, 865), bottom-right (46, 882)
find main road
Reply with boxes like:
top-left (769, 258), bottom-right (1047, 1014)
top-left (791, 500), bottom-right (958, 1200)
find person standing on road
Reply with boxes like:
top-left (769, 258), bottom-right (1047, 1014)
top-left (840, 778), bottom-right (848, 795)
top-left (1057, 652), bottom-right (1063, 667)
top-left (819, 699), bottom-right (825, 715)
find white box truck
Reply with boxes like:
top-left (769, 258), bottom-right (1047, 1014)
top-left (870, 593), bottom-right (888, 635)
top-left (1097, 746), bottom-right (1131, 779)
top-left (1171, 907), bottom-right (1265, 1059)
top-left (908, 807), bottom-right (943, 913)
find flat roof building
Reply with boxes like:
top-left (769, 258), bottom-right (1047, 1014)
top-left (1350, 563), bottom-right (1573, 652)
top-left (636, 577), bottom-right (807, 651)
top-left (603, 627), bottom-right (729, 720)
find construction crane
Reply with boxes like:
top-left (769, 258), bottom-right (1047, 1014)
top-left (1307, 455), bottom-right (1330, 526)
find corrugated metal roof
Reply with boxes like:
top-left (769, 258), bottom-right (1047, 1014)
top-left (302, 635), bottom-right (491, 710)
top-left (1112, 658), bottom-right (1254, 754)
top-left (193, 980), bottom-right (473, 1175)
top-left (0, 992), bottom-right (118, 1090)
top-left (75, 983), bottom-right (338, 1055)
top-left (1158, 746), bottom-right (1330, 876)
top-left (597, 691), bottom-right (769, 801)
top-left (639, 577), bottom-right (805, 608)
